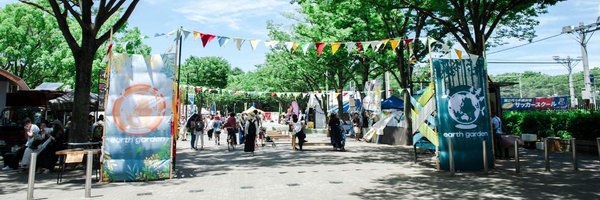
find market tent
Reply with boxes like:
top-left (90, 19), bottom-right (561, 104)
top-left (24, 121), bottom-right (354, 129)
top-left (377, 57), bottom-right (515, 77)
top-left (381, 96), bottom-right (404, 110)
top-left (329, 99), bottom-right (362, 113)
top-left (242, 106), bottom-right (265, 114)
top-left (200, 108), bottom-right (210, 115)
top-left (48, 91), bottom-right (99, 111)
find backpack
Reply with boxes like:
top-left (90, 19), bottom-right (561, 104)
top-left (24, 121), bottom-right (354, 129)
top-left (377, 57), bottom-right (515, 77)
top-left (93, 123), bottom-right (103, 141)
top-left (195, 120), bottom-right (204, 131)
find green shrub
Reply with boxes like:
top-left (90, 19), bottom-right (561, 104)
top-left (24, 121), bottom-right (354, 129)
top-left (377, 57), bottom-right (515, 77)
top-left (501, 110), bottom-right (600, 140)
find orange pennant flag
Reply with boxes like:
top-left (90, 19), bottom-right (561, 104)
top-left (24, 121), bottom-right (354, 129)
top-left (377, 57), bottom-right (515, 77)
top-left (390, 40), bottom-right (400, 50)
top-left (455, 49), bottom-right (463, 60)
top-left (330, 42), bottom-right (341, 55)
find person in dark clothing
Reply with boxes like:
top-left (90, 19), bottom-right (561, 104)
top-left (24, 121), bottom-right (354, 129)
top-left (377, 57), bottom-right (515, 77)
top-left (244, 113), bottom-right (258, 153)
top-left (329, 113), bottom-right (344, 151)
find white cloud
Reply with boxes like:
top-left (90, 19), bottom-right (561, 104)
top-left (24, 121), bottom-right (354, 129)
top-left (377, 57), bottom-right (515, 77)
top-left (175, 0), bottom-right (290, 30)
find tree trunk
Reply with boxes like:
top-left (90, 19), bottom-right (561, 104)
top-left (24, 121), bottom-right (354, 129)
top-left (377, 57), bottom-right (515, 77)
top-left (69, 46), bottom-right (97, 142)
top-left (396, 47), bottom-right (413, 140)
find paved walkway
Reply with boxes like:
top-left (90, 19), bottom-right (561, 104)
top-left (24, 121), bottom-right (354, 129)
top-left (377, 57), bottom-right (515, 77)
top-left (1, 134), bottom-right (599, 199)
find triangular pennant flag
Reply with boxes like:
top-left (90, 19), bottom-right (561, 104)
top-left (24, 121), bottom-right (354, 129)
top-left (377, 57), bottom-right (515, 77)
top-left (193, 31), bottom-right (201, 40)
top-left (390, 40), bottom-right (400, 50)
top-left (362, 41), bottom-right (373, 51)
top-left (200, 33), bottom-right (216, 47)
top-left (217, 36), bottom-right (230, 47)
top-left (373, 40), bottom-right (384, 51)
top-left (427, 36), bottom-right (438, 46)
top-left (381, 39), bottom-right (390, 48)
top-left (284, 42), bottom-right (294, 52)
top-left (292, 42), bottom-right (300, 53)
top-left (182, 30), bottom-right (191, 40)
top-left (302, 43), bottom-right (314, 55)
top-left (470, 54), bottom-right (480, 64)
top-left (234, 38), bottom-right (245, 51)
top-left (264, 41), bottom-right (280, 49)
top-left (315, 42), bottom-right (326, 56)
top-left (455, 49), bottom-right (463, 60)
top-left (345, 42), bottom-right (356, 53)
top-left (404, 38), bottom-right (414, 47)
top-left (330, 42), bottom-right (341, 55)
top-left (357, 42), bottom-right (363, 52)
top-left (249, 39), bottom-right (260, 51)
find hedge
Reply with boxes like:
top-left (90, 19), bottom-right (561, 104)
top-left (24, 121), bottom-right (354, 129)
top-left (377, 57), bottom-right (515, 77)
top-left (502, 110), bottom-right (600, 140)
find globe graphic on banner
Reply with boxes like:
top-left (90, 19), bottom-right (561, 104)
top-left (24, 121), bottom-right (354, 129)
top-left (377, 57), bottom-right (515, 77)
top-left (447, 90), bottom-right (480, 129)
top-left (113, 84), bottom-right (167, 136)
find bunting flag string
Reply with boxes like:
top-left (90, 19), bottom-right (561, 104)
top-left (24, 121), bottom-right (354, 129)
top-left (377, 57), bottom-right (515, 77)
top-left (153, 29), bottom-right (455, 57)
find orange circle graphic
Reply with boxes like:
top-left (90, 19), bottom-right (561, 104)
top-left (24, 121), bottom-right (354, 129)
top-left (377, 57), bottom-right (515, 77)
top-left (112, 84), bottom-right (167, 136)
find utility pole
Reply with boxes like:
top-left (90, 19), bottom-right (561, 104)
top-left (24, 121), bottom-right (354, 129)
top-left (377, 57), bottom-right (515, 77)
top-left (562, 17), bottom-right (600, 107)
top-left (553, 56), bottom-right (581, 108)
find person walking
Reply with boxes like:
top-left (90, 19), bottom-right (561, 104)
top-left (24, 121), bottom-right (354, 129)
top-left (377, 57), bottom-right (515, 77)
top-left (238, 114), bottom-right (247, 145)
top-left (206, 115), bottom-right (215, 141)
top-left (187, 114), bottom-right (199, 150)
top-left (329, 113), bottom-right (344, 151)
top-left (213, 116), bottom-right (222, 145)
top-left (292, 114), bottom-right (306, 151)
top-left (244, 113), bottom-right (259, 153)
top-left (223, 113), bottom-right (238, 145)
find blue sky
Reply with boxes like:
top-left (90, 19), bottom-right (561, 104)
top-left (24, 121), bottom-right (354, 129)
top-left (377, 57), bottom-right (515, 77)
top-left (1, 0), bottom-right (600, 75)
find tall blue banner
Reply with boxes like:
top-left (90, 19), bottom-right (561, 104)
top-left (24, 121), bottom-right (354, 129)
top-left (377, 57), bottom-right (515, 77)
top-left (102, 54), bottom-right (174, 181)
top-left (432, 58), bottom-right (494, 171)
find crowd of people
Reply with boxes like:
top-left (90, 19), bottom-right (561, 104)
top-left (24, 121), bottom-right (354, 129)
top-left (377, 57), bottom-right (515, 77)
top-left (2, 118), bottom-right (68, 173)
top-left (181, 110), bottom-right (268, 153)
top-left (179, 108), bottom-right (382, 153)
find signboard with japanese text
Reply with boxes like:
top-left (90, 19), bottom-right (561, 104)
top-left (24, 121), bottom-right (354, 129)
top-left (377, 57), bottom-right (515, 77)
top-left (501, 96), bottom-right (568, 110)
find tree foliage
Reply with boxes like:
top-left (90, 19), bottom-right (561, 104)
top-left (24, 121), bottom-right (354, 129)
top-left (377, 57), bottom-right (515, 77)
top-left (402, 0), bottom-right (564, 54)
top-left (182, 56), bottom-right (232, 89)
top-left (19, 0), bottom-right (141, 142)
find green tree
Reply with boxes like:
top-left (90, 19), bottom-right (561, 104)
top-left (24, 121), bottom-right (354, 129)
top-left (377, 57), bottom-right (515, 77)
top-left (20, 0), bottom-right (141, 142)
top-left (182, 56), bottom-right (232, 89)
top-left (403, 0), bottom-right (564, 55)
top-left (0, 3), bottom-right (72, 87)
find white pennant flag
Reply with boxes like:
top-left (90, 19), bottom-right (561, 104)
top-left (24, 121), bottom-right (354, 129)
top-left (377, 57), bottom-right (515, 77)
top-left (264, 40), bottom-right (280, 49)
top-left (249, 39), bottom-right (261, 51)
top-left (362, 41), bottom-right (373, 51)
top-left (373, 40), bottom-right (384, 51)
top-left (182, 30), bottom-right (191, 40)
top-left (302, 43), bottom-right (314, 55)
top-left (345, 42), bottom-right (356, 53)
top-left (284, 42), bottom-right (294, 52)
top-left (234, 38), bottom-right (245, 51)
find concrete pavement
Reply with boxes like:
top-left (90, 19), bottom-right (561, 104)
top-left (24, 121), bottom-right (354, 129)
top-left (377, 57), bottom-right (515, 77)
top-left (1, 133), bottom-right (599, 199)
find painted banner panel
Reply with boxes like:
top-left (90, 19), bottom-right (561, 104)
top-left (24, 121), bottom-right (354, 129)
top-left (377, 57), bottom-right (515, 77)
top-left (432, 58), bottom-right (494, 171)
top-left (102, 54), bottom-right (174, 181)
top-left (501, 96), bottom-right (569, 110)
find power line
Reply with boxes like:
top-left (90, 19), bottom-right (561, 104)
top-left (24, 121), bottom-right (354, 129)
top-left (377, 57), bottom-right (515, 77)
top-left (487, 33), bottom-right (564, 55)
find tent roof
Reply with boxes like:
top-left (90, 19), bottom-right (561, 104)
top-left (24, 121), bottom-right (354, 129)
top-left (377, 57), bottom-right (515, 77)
top-left (381, 96), bottom-right (404, 110)
top-left (242, 106), bottom-right (265, 114)
top-left (48, 91), bottom-right (99, 111)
